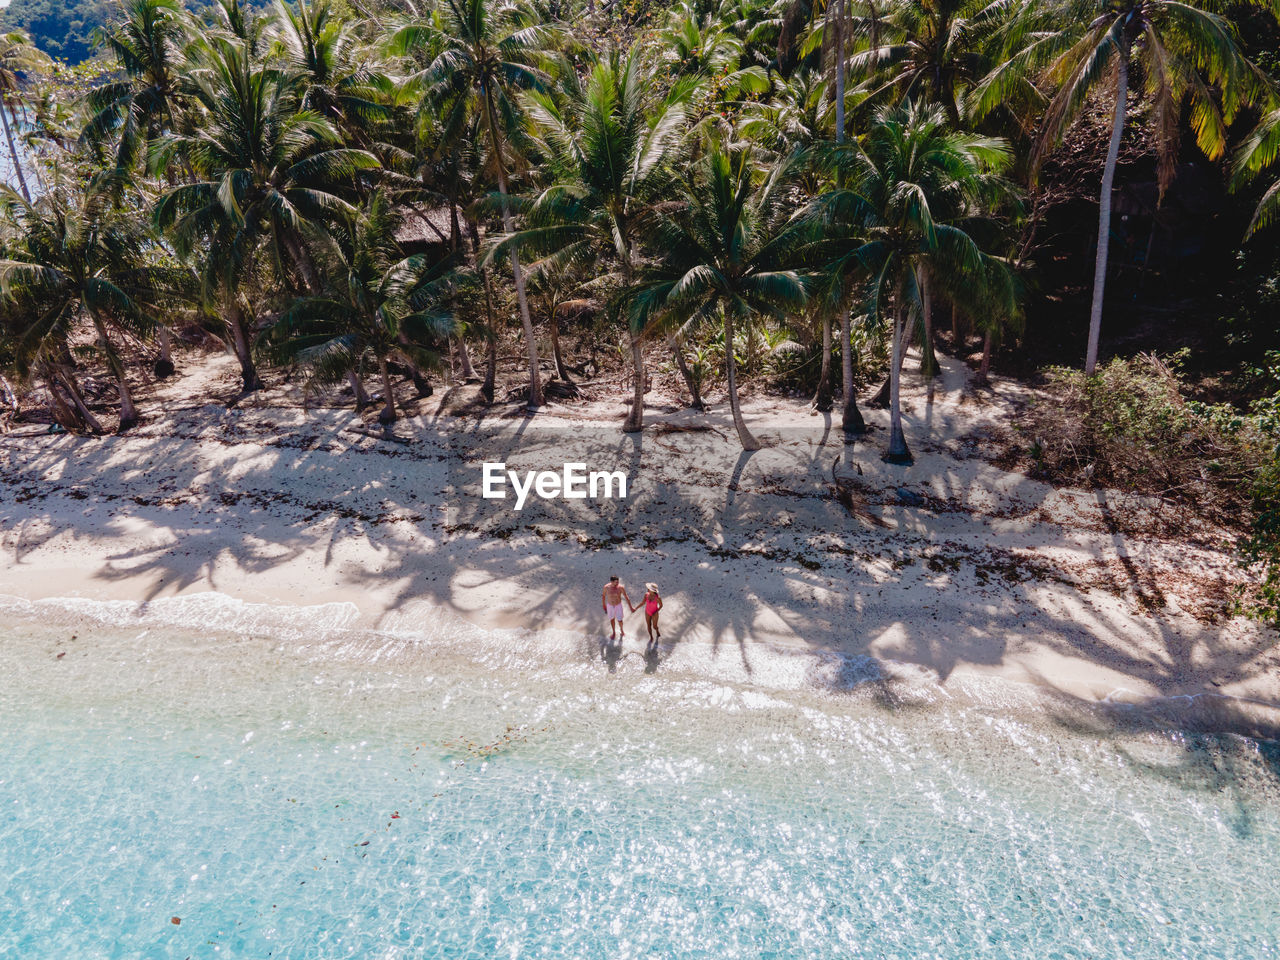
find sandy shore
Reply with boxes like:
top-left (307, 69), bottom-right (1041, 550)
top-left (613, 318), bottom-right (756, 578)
top-left (2, 351), bottom-right (1277, 733)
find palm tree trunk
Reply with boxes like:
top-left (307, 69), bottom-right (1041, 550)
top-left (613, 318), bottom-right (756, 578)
top-left (455, 335), bottom-right (478, 381)
top-left (377, 355), bottom-right (397, 424)
top-left (348, 369), bottom-right (369, 410)
top-left (483, 87), bottom-right (543, 408)
top-left (482, 329), bottom-right (497, 403)
top-left (883, 302), bottom-right (911, 464)
top-left (810, 311), bottom-right (833, 411)
top-left (91, 313), bottom-right (138, 431)
top-left (623, 333), bottom-right (644, 432)
top-left (53, 363), bottom-right (103, 434)
top-left (44, 373), bottom-right (75, 430)
top-left (1, 100), bottom-right (31, 204)
top-left (833, 0), bottom-right (845, 144)
top-left (394, 330), bottom-right (433, 397)
top-left (669, 332), bottom-right (703, 410)
top-left (868, 317), bottom-right (914, 407)
top-left (979, 329), bottom-right (992, 382)
top-left (549, 311), bottom-right (573, 382)
top-left (919, 265), bottom-right (937, 379)
top-left (1086, 37), bottom-right (1129, 376)
top-left (283, 230), bottom-right (321, 293)
top-left (724, 305), bottom-right (760, 451)
top-left (839, 304), bottom-right (864, 433)
top-left (480, 268), bottom-right (498, 403)
top-left (950, 302), bottom-right (961, 351)
top-left (154, 326), bottom-right (175, 378)
top-left (622, 252), bottom-right (645, 432)
top-left (448, 198), bottom-right (461, 253)
top-left (227, 302), bottom-right (264, 392)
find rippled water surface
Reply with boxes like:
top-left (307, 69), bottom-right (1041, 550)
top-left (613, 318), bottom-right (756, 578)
top-left (1, 597), bottom-right (1278, 958)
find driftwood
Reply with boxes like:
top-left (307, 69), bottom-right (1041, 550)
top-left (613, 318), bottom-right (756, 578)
top-left (503, 378), bottom-right (582, 403)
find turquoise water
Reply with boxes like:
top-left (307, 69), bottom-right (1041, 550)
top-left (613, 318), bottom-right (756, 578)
top-left (1, 598), bottom-right (1278, 958)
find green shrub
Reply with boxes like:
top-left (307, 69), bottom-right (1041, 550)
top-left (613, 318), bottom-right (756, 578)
top-left (1243, 453), bottom-right (1280, 625)
top-left (1025, 352), bottom-right (1260, 509)
top-left (1023, 352), bottom-right (1280, 625)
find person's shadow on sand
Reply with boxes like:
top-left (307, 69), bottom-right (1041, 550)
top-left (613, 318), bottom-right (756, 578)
top-left (598, 635), bottom-right (622, 673)
top-left (643, 641), bottom-right (661, 674)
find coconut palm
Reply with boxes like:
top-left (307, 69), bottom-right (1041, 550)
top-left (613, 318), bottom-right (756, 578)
top-left (273, 0), bottom-right (392, 143)
top-left (845, 0), bottom-right (1034, 126)
top-left (0, 31), bottom-right (52, 203)
top-left (0, 181), bottom-right (184, 431)
top-left (1035, 0), bottom-right (1268, 374)
top-left (153, 37), bottom-right (379, 390)
top-left (392, 0), bottom-right (556, 407)
top-left (492, 47), bottom-right (687, 431)
top-left (81, 0), bottom-right (193, 178)
top-left (264, 191), bottom-right (454, 423)
top-left (631, 141), bottom-right (807, 450)
top-left (740, 67), bottom-right (848, 416)
top-left (812, 102), bottom-right (1017, 463)
top-left (1233, 106), bottom-right (1280, 239)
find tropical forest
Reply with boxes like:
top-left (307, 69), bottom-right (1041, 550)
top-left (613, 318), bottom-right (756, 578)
top-left (1, 0), bottom-right (1280, 617)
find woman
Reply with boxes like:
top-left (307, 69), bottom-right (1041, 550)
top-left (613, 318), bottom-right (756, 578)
top-left (635, 583), bottom-right (662, 645)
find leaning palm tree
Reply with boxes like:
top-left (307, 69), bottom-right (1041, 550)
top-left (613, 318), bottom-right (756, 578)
top-left (392, 0), bottom-right (555, 408)
top-left (153, 37), bottom-right (379, 390)
top-left (0, 181), bottom-right (183, 431)
top-left (812, 102), bottom-right (1018, 463)
top-left (0, 31), bottom-right (52, 203)
top-left (1035, 0), bottom-right (1268, 375)
top-left (264, 191), bottom-right (454, 423)
top-left (492, 47), bottom-right (687, 432)
top-left (631, 141), bottom-right (807, 450)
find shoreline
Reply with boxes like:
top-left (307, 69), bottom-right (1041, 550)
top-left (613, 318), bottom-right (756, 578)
top-left (2, 353), bottom-right (1277, 738)
top-left (5, 586), bottom-right (1280, 742)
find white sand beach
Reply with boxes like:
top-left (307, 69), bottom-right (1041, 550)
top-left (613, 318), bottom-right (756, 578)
top-left (2, 351), bottom-right (1276, 732)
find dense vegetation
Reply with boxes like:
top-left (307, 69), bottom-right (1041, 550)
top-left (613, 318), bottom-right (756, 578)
top-left (0, 0), bottom-right (116, 63)
top-left (2, 0), bottom-right (1280, 613)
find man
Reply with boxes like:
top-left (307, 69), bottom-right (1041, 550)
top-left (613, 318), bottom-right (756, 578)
top-left (601, 575), bottom-right (633, 640)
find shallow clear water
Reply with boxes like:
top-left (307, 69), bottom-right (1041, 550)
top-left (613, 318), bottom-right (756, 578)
top-left (1, 596), bottom-right (1278, 958)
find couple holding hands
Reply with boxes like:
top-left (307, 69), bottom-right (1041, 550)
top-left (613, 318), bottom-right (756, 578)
top-left (601, 576), bottom-right (663, 645)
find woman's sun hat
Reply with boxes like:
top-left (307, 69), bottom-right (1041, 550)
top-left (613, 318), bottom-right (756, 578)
top-left (646, 583), bottom-right (658, 593)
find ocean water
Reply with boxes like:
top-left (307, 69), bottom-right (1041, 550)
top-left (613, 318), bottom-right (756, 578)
top-left (1, 595), bottom-right (1278, 959)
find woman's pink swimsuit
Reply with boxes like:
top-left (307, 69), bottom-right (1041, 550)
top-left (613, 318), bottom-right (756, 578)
top-left (645, 596), bottom-right (660, 616)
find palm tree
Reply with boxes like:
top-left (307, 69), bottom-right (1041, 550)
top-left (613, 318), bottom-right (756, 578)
top-left (631, 141), bottom-right (807, 450)
top-left (493, 47), bottom-right (687, 431)
top-left (273, 0), bottom-right (392, 142)
top-left (1035, 0), bottom-right (1267, 374)
top-left (1233, 106), bottom-right (1280, 239)
top-left (741, 68), bottom-right (842, 414)
top-left (393, 0), bottom-right (555, 408)
top-left (813, 102), bottom-right (1017, 463)
top-left (845, 0), bottom-right (1034, 126)
top-left (154, 37), bottom-right (379, 390)
top-left (794, 0), bottom-right (872, 430)
top-left (0, 181), bottom-right (183, 431)
top-left (264, 191), bottom-right (453, 423)
top-left (81, 0), bottom-right (192, 177)
top-left (0, 31), bottom-right (52, 203)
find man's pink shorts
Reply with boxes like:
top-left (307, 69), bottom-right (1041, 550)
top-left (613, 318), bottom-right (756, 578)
top-left (606, 603), bottom-right (625, 620)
